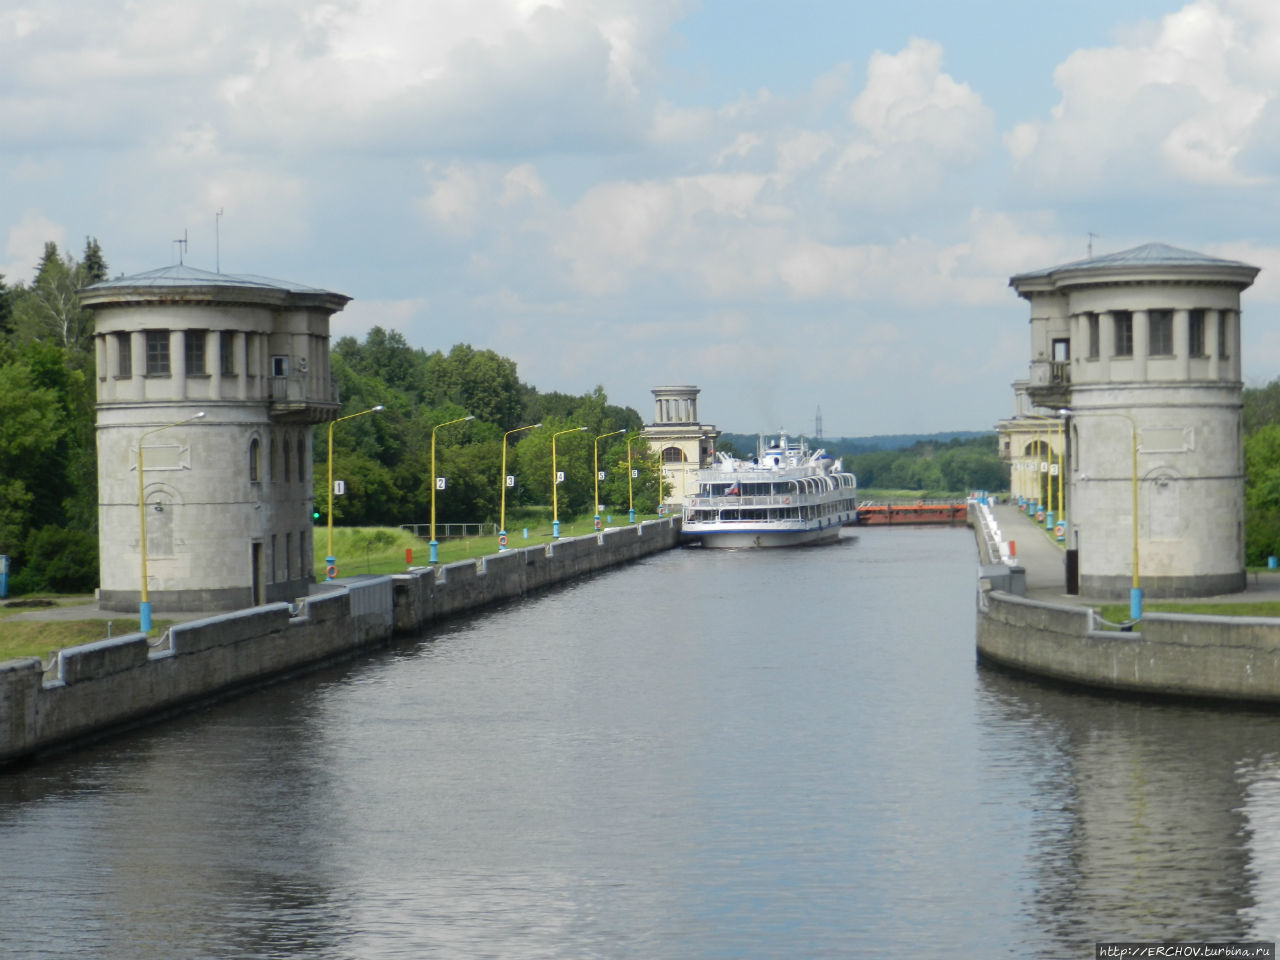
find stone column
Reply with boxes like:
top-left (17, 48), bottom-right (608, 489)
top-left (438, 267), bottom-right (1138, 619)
top-left (1099, 311), bottom-right (1113, 380)
top-left (1208, 310), bottom-right (1221, 381)
top-left (172, 330), bottom-right (186, 399)
top-left (1226, 310), bottom-right (1241, 381)
top-left (1133, 309), bottom-right (1148, 379)
top-left (1174, 308), bottom-right (1190, 380)
top-left (97, 335), bottom-right (110, 400)
top-left (209, 329), bottom-right (221, 399)
top-left (235, 332), bottom-right (248, 400)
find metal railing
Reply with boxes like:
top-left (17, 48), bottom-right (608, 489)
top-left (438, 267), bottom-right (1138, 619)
top-left (400, 522), bottom-right (498, 540)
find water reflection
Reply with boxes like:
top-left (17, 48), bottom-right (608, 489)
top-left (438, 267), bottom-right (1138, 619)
top-left (977, 666), bottom-right (1280, 954)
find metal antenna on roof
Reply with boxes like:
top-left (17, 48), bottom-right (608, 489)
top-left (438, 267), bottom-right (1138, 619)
top-left (1088, 232), bottom-right (1100, 258)
top-left (173, 229), bottom-right (188, 265)
top-left (215, 209), bottom-right (223, 273)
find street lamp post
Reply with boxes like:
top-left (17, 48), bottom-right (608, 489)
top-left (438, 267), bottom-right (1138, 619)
top-left (137, 411), bottom-right (205, 632)
top-left (1023, 412), bottom-right (1066, 534)
top-left (499, 423), bottom-right (541, 550)
top-left (551, 426), bottom-right (586, 539)
top-left (430, 414), bottom-right (475, 563)
top-left (326, 404), bottom-right (383, 579)
top-left (626, 434), bottom-right (637, 523)
top-left (593, 429), bottom-right (625, 531)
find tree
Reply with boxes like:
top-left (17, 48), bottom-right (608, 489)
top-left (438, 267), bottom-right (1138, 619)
top-left (80, 236), bottom-right (108, 285)
top-left (13, 242), bottom-right (95, 354)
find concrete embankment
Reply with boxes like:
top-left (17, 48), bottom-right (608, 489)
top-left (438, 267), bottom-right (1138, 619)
top-left (972, 502), bottom-right (1280, 704)
top-left (0, 520), bottom-right (679, 766)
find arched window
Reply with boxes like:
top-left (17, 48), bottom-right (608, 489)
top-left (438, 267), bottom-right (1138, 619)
top-left (662, 446), bottom-right (686, 464)
top-left (283, 436), bottom-right (291, 483)
top-left (297, 434), bottom-right (306, 483)
top-left (270, 438), bottom-right (277, 482)
top-left (249, 438), bottom-right (261, 482)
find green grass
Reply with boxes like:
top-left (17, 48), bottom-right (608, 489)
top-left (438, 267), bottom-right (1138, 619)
top-left (315, 513), bottom-right (672, 578)
top-left (0, 616), bottom-right (173, 662)
top-left (1099, 601), bottom-right (1280, 622)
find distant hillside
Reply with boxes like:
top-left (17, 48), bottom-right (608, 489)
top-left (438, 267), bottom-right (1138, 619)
top-left (717, 430), bottom-right (994, 456)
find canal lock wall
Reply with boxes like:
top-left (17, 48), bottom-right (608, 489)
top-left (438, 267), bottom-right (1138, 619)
top-left (971, 503), bottom-right (1280, 704)
top-left (0, 520), bottom-right (680, 766)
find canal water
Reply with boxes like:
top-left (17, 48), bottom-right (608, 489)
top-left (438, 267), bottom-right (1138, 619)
top-left (3, 526), bottom-right (1280, 958)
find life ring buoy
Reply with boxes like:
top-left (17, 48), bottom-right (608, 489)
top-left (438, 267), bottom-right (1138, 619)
top-left (326, 564), bottom-right (337, 579)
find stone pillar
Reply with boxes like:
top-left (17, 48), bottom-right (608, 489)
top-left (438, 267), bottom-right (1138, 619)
top-left (98, 335), bottom-right (111, 399)
top-left (1099, 311), bottom-right (1113, 380)
top-left (209, 329), bottom-right (221, 399)
top-left (1133, 309), bottom-right (1148, 379)
top-left (1174, 309), bottom-right (1190, 380)
top-left (131, 332), bottom-right (146, 397)
top-left (1227, 310), bottom-right (1242, 381)
top-left (1208, 310), bottom-right (1221, 381)
top-left (235, 332), bottom-right (248, 400)
top-left (172, 330), bottom-right (186, 399)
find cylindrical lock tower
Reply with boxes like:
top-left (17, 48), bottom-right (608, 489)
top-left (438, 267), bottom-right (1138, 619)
top-left (82, 265), bottom-right (349, 613)
top-left (1008, 243), bottom-right (1259, 599)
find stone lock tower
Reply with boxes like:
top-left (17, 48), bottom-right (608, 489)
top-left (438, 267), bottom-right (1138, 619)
top-left (82, 265), bottom-right (349, 613)
top-left (1004, 243), bottom-right (1259, 600)
top-left (642, 385), bottom-right (719, 504)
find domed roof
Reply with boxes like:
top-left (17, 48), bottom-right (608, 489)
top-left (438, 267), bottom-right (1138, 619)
top-left (81, 264), bottom-right (349, 310)
top-left (1010, 242), bottom-right (1258, 292)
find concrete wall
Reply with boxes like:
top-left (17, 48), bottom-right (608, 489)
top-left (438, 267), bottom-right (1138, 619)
top-left (1, 519), bottom-right (679, 766)
top-left (976, 588), bottom-right (1280, 703)
top-left (971, 498), bottom-right (1280, 703)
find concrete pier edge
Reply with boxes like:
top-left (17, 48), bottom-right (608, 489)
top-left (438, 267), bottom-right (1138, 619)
top-left (972, 502), bottom-right (1280, 706)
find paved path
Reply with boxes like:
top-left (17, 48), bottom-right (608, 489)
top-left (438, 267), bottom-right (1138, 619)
top-left (990, 501), bottom-right (1280, 606)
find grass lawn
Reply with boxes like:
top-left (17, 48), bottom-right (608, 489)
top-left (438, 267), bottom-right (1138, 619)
top-left (0, 611), bottom-right (172, 662)
top-left (315, 513), bottom-right (671, 579)
top-left (1098, 601), bottom-right (1280, 623)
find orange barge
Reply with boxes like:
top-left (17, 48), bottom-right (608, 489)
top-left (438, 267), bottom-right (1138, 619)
top-left (854, 501), bottom-right (968, 526)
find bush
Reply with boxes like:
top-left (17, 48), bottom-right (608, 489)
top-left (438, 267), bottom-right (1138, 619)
top-left (8, 525), bottom-right (98, 595)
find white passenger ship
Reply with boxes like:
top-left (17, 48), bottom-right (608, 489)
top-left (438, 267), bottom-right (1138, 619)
top-left (681, 434), bottom-right (858, 547)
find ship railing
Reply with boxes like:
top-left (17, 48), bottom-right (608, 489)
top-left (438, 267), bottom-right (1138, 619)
top-left (688, 494), bottom-right (813, 509)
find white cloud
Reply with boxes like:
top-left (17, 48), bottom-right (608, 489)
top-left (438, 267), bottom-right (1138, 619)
top-left (1007, 0), bottom-right (1275, 189)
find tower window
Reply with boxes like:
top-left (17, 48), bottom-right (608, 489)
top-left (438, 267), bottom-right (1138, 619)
top-left (1086, 314), bottom-right (1099, 359)
top-left (1148, 310), bottom-right (1173, 356)
top-left (116, 332), bottom-right (132, 377)
top-left (145, 330), bottom-right (171, 376)
top-left (271, 355), bottom-right (289, 377)
top-left (220, 331), bottom-right (236, 375)
top-left (1113, 312), bottom-right (1133, 357)
top-left (249, 438), bottom-right (261, 482)
top-left (185, 329), bottom-right (207, 375)
top-left (1189, 310), bottom-right (1205, 357)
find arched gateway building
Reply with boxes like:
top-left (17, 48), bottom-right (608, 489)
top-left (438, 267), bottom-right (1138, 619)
top-left (82, 265), bottom-right (349, 612)
top-left (998, 242), bottom-right (1260, 599)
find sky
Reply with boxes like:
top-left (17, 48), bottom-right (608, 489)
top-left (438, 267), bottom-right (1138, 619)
top-left (5, 0), bottom-right (1280, 437)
